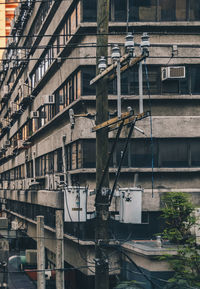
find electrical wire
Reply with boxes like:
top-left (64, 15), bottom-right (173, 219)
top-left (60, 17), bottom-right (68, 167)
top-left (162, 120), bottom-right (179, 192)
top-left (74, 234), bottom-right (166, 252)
top-left (0, 32), bottom-right (127, 39)
top-left (112, 245), bottom-right (162, 289)
top-left (2, 265), bottom-right (96, 274)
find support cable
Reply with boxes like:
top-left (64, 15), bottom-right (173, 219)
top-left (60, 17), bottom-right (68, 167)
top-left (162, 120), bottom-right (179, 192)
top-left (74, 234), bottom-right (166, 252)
top-left (109, 119), bottom-right (136, 205)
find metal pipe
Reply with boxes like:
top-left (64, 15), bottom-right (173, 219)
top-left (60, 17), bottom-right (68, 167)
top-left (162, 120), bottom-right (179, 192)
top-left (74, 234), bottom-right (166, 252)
top-left (117, 60), bottom-right (121, 118)
top-left (139, 61), bottom-right (143, 113)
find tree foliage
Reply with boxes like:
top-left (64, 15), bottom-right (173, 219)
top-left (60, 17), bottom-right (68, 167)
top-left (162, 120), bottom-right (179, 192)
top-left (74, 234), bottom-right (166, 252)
top-left (161, 192), bottom-right (200, 288)
top-left (161, 192), bottom-right (195, 244)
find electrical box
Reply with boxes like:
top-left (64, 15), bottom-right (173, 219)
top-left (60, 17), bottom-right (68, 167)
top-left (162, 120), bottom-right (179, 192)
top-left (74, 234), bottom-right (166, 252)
top-left (161, 66), bottom-right (185, 81)
top-left (64, 186), bottom-right (87, 222)
top-left (118, 187), bottom-right (142, 224)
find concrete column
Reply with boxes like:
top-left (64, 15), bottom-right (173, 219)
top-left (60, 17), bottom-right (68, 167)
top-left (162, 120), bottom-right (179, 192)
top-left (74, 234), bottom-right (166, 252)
top-left (56, 210), bottom-right (64, 289)
top-left (37, 216), bottom-right (45, 289)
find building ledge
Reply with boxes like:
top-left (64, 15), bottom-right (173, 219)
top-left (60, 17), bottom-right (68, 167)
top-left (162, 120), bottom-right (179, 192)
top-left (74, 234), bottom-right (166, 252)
top-left (69, 167), bottom-right (200, 174)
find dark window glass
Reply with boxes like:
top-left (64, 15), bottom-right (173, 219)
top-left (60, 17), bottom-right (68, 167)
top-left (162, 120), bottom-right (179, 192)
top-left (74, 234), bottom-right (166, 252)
top-left (191, 140), bottom-right (200, 166)
top-left (82, 0), bottom-right (97, 22)
top-left (82, 67), bottom-right (96, 95)
top-left (82, 140), bottom-right (96, 168)
top-left (143, 66), bottom-right (161, 95)
top-left (160, 0), bottom-right (176, 21)
top-left (191, 66), bottom-right (200, 94)
top-left (159, 139), bottom-right (188, 167)
top-left (162, 79), bottom-right (179, 94)
top-left (130, 0), bottom-right (157, 21)
top-left (114, 0), bottom-right (127, 21)
top-left (175, 0), bottom-right (187, 21)
top-left (189, 0), bottom-right (200, 21)
top-left (130, 139), bottom-right (157, 167)
top-left (57, 148), bottom-right (63, 172)
top-left (48, 152), bottom-right (54, 173)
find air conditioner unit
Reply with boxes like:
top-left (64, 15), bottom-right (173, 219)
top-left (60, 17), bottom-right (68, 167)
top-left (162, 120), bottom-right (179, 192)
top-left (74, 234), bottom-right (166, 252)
top-left (7, 37), bottom-right (16, 48)
top-left (9, 61), bottom-right (15, 69)
top-left (17, 140), bottom-right (24, 148)
top-left (3, 85), bottom-right (9, 95)
top-left (3, 143), bottom-right (8, 150)
top-left (3, 181), bottom-right (8, 190)
top-left (5, 140), bottom-right (10, 147)
top-left (161, 66), bottom-right (186, 81)
top-left (30, 111), bottom-right (39, 118)
top-left (42, 94), bottom-right (55, 105)
top-left (14, 5), bottom-right (21, 22)
top-left (11, 221), bottom-right (19, 230)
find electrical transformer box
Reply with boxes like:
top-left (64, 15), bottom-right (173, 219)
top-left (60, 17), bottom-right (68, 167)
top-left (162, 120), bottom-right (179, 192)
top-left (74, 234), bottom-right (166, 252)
top-left (64, 186), bottom-right (87, 222)
top-left (118, 187), bottom-right (142, 224)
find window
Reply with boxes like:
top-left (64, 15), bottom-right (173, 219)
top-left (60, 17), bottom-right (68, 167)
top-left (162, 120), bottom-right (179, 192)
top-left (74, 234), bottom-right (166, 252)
top-left (176, 0), bottom-right (187, 21)
top-left (130, 0), bottom-right (157, 21)
top-left (191, 66), bottom-right (200, 94)
top-left (130, 139), bottom-right (157, 167)
top-left (48, 152), bottom-right (54, 174)
top-left (82, 0), bottom-right (97, 22)
top-left (159, 139), bottom-right (188, 167)
top-left (191, 140), bottom-right (200, 166)
top-left (56, 149), bottom-right (63, 172)
top-left (114, 0), bottom-right (127, 22)
top-left (189, 0), bottom-right (200, 21)
top-left (82, 67), bottom-right (96, 95)
top-left (160, 0), bottom-right (176, 21)
top-left (82, 140), bottom-right (96, 168)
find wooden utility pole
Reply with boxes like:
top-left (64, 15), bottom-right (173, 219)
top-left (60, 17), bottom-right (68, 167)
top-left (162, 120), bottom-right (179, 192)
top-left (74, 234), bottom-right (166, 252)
top-left (56, 210), bottom-right (64, 289)
top-left (95, 1), bottom-right (110, 289)
top-left (37, 215), bottom-right (45, 289)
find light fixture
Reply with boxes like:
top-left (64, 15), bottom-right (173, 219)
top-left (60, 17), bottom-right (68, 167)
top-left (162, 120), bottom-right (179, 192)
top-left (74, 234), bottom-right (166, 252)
top-left (98, 56), bottom-right (107, 73)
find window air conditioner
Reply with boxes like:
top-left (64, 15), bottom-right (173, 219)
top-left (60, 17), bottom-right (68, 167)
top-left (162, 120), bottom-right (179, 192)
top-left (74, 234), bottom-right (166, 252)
top-left (30, 111), bottom-right (39, 118)
top-left (3, 85), bottom-right (9, 94)
top-left (5, 140), bottom-right (10, 147)
top-left (43, 94), bottom-right (55, 105)
top-left (161, 66), bottom-right (185, 81)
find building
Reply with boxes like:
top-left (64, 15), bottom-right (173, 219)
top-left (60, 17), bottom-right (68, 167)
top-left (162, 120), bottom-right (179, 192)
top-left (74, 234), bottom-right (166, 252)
top-left (0, 0), bottom-right (200, 288)
top-left (0, 0), bottom-right (19, 60)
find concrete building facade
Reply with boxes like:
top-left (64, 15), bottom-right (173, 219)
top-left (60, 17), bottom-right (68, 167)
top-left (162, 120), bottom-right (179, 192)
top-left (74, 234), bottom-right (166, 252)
top-left (0, 0), bottom-right (200, 288)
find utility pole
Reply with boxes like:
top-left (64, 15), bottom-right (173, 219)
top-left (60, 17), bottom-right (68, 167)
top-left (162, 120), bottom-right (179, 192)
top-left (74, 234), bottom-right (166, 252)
top-left (95, 0), bottom-right (110, 289)
top-left (37, 215), bottom-right (45, 289)
top-left (56, 210), bottom-right (64, 289)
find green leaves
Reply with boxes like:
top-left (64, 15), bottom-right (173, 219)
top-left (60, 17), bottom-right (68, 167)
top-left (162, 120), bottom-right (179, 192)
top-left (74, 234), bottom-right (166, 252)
top-left (161, 192), bottom-right (200, 288)
top-left (161, 192), bottom-right (195, 244)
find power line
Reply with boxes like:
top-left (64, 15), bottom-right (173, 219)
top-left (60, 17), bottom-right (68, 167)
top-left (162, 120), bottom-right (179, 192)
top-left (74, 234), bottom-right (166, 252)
top-left (0, 32), bottom-right (127, 39)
